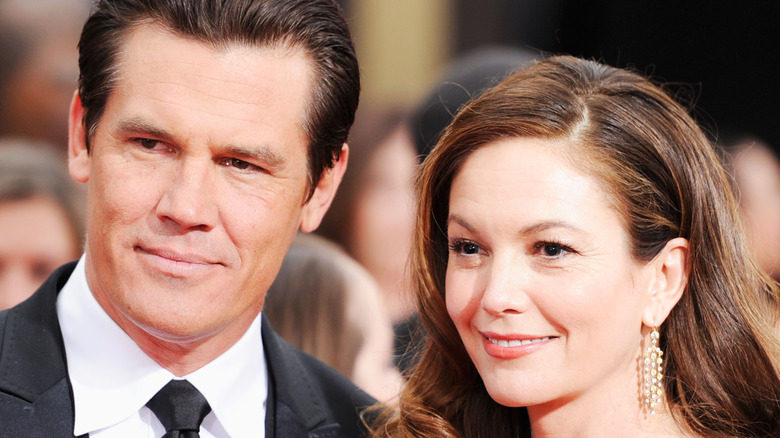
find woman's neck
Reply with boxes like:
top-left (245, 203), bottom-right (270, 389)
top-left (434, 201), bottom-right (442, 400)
top-left (526, 377), bottom-right (691, 437)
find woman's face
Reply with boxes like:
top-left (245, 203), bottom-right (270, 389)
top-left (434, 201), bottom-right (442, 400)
top-left (445, 138), bottom-right (655, 410)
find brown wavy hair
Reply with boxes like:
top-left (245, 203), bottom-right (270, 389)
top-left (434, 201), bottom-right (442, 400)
top-left (371, 55), bottom-right (780, 437)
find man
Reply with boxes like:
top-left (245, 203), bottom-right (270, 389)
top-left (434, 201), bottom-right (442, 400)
top-left (0, 0), bottom-right (372, 436)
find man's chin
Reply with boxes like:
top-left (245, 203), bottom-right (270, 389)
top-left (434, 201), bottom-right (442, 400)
top-left (133, 312), bottom-right (227, 346)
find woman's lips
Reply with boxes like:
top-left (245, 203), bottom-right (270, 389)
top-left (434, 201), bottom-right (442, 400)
top-left (486, 336), bottom-right (551, 347)
top-left (480, 332), bottom-right (556, 359)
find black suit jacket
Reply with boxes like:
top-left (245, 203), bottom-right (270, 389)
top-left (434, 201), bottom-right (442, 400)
top-left (0, 262), bottom-right (374, 437)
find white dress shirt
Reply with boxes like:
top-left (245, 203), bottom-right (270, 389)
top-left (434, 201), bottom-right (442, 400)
top-left (57, 256), bottom-right (268, 437)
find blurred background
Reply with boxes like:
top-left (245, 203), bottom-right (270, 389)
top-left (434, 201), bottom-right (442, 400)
top-left (344, 0), bottom-right (778, 149)
top-left (1, 0), bottom-right (776, 152)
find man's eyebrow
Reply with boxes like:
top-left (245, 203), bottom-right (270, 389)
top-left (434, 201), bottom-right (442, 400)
top-left (117, 116), bottom-right (287, 170)
top-left (221, 144), bottom-right (287, 170)
top-left (117, 117), bottom-right (174, 142)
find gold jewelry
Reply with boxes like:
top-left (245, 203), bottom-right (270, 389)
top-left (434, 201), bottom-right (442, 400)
top-left (643, 327), bottom-right (664, 414)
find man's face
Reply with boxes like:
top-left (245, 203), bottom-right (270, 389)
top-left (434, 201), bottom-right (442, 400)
top-left (69, 25), bottom-right (338, 350)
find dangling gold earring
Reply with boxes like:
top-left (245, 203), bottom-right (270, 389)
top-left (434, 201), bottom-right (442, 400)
top-left (643, 326), bottom-right (664, 414)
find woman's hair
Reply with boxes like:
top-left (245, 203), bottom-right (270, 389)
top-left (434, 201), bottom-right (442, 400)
top-left (374, 55), bottom-right (780, 437)
top-left (263, 233), bottom-right (364, 377)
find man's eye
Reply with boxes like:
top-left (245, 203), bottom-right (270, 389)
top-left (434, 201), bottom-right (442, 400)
top-left (221, 158), bottom-right (258, 171)
top-left (137, 138), bottom-right (160, 149)
top-left (535, 242), bottom-right (574, 258)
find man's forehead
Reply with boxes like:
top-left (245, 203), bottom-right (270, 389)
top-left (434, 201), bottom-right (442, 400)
top-left (112, 22), bottom-right (315, 117)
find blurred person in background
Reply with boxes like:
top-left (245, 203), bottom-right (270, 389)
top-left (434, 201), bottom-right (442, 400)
top-left (409, 46), bottom-right (540, 158)
top-left (264, 233), bottom-right (403, 402)
top-left (315, 105), bottom-right (418, 326)
top-left (0, 139), bottom-right (84, 309)
top-left (0, 0), bottom-right (90, 151)
top-left (720, 131), bottom-right (780, 282)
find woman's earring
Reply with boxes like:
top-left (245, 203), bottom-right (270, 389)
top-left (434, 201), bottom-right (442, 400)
top-left (643, 327), bottom-right (664, 414)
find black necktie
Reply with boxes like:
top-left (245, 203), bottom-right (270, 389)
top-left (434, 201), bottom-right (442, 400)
top-left (146, 379), bottom-right (212, 438)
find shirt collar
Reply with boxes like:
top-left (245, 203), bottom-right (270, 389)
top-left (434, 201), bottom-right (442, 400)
top-left (57, 255), bottom-right (267, 437)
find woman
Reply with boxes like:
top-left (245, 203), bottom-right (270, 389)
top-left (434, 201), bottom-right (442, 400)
top-left (315, 106), bottom-right (418, 325)
top-left (373, 56), bottom-right (780, 437)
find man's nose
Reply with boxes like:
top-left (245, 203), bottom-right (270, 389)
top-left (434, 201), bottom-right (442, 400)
top-left (155, 158), bottom-right (218, 232)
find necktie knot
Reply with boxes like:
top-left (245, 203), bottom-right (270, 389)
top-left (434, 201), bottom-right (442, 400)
top-left (147, 379), bottom-right (211, 438)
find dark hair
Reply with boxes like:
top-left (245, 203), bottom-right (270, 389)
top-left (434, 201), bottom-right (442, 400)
top-left (409, 46), bottom-right (539, 159)
top-left (374, 56), bottom-right (780, 437)
top-left (77, 0), bottom-right (359, 195)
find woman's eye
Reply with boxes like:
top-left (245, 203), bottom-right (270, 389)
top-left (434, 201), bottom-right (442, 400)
top-left (460, 242), bottom-right (479, 254)
top-left (535, 242), bottom-right (573, 258)
top-left (543, 243), bottom-right (563, 257)
top-left (450, 240), bottom-right (482, 255)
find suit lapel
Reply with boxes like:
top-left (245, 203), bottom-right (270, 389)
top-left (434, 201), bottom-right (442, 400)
top-left (0, 268), bottom-right (352, 438)
top-left (261, 316), bottom-right (344, 438)
top-left (0, 261), bottom-right (82, 437)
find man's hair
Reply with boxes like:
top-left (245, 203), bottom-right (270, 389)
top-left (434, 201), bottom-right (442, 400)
top-left (78, 0), bottom-right (359, 195)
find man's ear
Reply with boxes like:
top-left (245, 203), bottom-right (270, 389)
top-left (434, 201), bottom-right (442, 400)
top-left (642, 237), bottom-right (689, 327)
top-left (300, 143), bottom-right (349, 233)
top-left (68, 91), bottom-right (90, 183)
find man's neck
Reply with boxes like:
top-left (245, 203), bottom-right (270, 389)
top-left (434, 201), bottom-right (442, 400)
top-left (91, 286), bottom-right (262, 376)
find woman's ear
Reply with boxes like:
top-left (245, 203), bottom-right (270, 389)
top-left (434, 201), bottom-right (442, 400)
top-left (642, 237), bottom-right (690, 326)
top-left (300, 144), bottom-right (349, 233)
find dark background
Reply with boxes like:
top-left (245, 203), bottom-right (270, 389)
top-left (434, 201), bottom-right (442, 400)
top-left (450, 0), bottom-right (779, 149)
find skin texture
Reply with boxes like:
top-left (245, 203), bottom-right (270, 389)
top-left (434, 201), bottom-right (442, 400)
top-left (68, 25), bottom-right (347, 376)
top-left (0, 196), bottom-right (79, 309)
top-left (732, 143), bottom-right (780, 280)
top-left (445, 138), bottom-right (688, 436)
